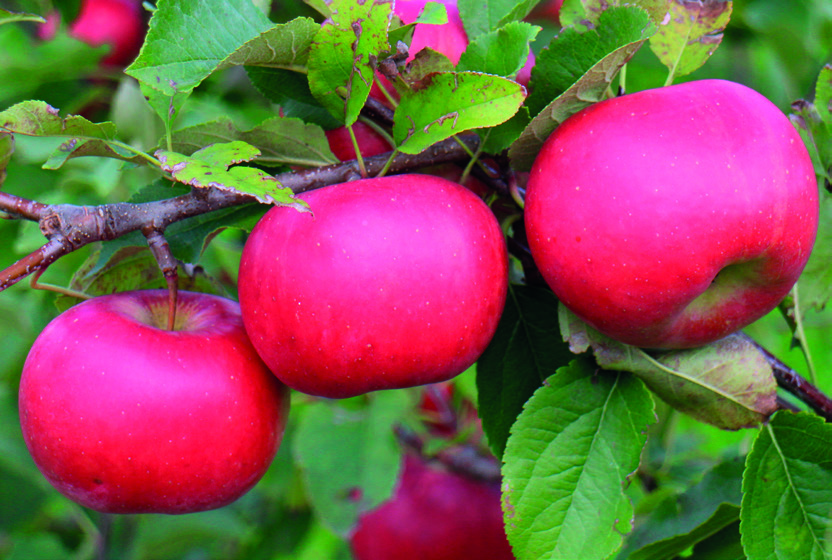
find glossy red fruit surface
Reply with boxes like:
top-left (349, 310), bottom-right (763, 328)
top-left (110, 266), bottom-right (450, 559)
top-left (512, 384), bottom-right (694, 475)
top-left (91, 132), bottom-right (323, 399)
top-left (350, 454), bottom-right (515, 560)
top-left (238, 174), bottom-right (508, 398)
top-left (19, 290), bottom-right (290, 514)
top-left (525, 79), bottom-right (818, 349)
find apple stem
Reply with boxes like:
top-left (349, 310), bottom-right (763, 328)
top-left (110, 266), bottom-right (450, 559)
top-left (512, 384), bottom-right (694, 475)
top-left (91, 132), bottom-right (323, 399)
top-left (142, 227), bottom-right (179, 330)
top-left (347, 124), bottom-right (369, 178)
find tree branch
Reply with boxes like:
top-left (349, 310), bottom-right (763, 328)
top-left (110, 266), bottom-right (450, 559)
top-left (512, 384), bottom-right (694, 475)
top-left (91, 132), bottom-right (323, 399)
top-left (741, 332), bottom-right (832, 422)
top-left (0, 135), bottom-right (483, 292)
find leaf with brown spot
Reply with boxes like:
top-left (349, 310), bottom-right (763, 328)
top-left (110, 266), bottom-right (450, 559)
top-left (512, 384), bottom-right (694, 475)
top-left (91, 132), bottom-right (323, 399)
top-left (649, 0), bottom-right (732, 81)
top-left (156, 141), bottom-right (307, 209)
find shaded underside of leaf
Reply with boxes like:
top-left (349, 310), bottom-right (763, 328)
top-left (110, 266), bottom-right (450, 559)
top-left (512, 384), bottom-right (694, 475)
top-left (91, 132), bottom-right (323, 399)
top-left (559, 305), bottom-right (778, 430)
top-left (167, 116), bottom-right (337, 168)
top-left (476, 284), bottom-right (573, 459)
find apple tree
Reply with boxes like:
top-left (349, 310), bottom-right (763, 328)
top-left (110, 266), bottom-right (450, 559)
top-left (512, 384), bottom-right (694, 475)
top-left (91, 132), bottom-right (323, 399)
top-left (1, 0), bottom-right (832, 558)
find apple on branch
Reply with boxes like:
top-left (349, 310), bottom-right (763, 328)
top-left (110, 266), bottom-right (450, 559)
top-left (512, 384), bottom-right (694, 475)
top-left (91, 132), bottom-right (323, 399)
top-left (18, 290), bottom-right (290, 514)
top-left (525, 79), bottom-right (819, 349)
top-left (238, 174), bottom-right (508, 399)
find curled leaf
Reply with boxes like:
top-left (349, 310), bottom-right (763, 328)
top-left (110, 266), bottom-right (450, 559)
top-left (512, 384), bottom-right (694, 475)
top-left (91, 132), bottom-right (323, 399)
top-left (559, 305), bottom-right (777, 429)
top-left (156, 141), bottom-right (307, 208)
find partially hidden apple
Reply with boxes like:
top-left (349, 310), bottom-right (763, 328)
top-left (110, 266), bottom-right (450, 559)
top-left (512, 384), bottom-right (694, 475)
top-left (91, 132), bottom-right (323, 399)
top-left (325, 121), bottom-right (393, 162)
top-left (350, 454), bottom-right (515, 560)
top-left (326, 0), bottom-right (534, 161)
top-left (39, 0), bottom-right (145, 67)
top-left (525, 79), bottom-right (819, 349)
top-left (238, 174), bottom-right (508, 399)
top-left (18, 290), bottom-right (290, 514)
top-left (528, 0), bottom-right (564, 25)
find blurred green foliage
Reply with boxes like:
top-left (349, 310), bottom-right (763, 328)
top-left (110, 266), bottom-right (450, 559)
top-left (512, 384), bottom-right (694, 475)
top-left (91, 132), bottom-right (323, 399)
top-left (1, 0), bottom-right (831, 558)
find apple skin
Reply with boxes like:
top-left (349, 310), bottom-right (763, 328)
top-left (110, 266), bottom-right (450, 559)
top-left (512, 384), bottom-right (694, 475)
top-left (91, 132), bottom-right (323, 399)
top-left (350, 454), bottom-right (515, 560)
top-left (18, 290), bottom-right (290, 514)
top-left (325, 121), bottom-right (393, 162)
top-left (395, 0), bottom-right (535, 83)
top-left (529, 0), bottom-right (564, 25)
top-left (395, 0), bottom-right (469, 65)
top-left (525, 79), bottom-right (818, 349)
top-left (39, 0), bottom-right (145, 67)
top-left (238, 174), bottom-right (508, 399)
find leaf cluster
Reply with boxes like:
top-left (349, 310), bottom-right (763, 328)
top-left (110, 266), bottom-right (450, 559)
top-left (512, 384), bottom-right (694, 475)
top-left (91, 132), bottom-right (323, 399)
top-left (2, 1), bottom-right (832, 559)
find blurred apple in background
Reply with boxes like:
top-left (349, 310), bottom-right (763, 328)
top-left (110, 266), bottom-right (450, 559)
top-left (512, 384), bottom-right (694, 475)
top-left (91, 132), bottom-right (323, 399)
top-left (39, 0), bottom-right (146, 67)
top-left (350, 453), bottom-right (515, 560)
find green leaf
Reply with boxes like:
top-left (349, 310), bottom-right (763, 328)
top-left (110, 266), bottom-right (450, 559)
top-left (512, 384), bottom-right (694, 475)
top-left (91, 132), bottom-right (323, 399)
top-left (140, 81), bottom-right (190, 135)
top-left (0, 100), bottom-right (144, 168)
top-left (393, 72), bottom-right (525, 154)
top-left (0, 26), bottom-right (102, 104)
top-left (167, 116), bottom-right (338, 168)
top-left (0, 8), bottom-right (46, 25)
top-left (649, 0), bottom-right (732, 82)
top-left (621, 457), bottom-right (744, 560)
top-left (307, 0), bottom-right (393, 125)
top-left (509, 7), bottom-right (655, 170)
top-left (503, 356), bottom-right (655, 560)
top-left (388, 1), bottom-right (448, 48)
top-left (0, 132), bottom-right (12, 183)
top-left (476, 285), bottom-right (573, 459)
top-left (5, 534), bottom-right (70, 560)
top-left (798, 192), bottom-right (832, 313)
top-left (686, 521), bottom-right (745, 560)
top-left (456, 21), bottom-right (540, 78)
top-left (219, 17), bottom-right (319, 71)
top-left (792, 66), bottom-right (832, 312)
top-left (399, 48), bottom-right (455, 87)
top-left (480, 105), bottom-right (530, 153)
top-left (126, 0), bottom-right (273, 96)
top-left (560, 0), bottom-right (668, 28)
top-left (246, 67), bottom-right (342, 129)
top-left (156, 142), bottom-right (307, 207)
top-left (55, 246), bottom-right (229, 312)
top-left (741, 411), bottom-right (832, 560)
top-left (131, 510), bottom-right (248, 560)
top-left (457, 0), bottom-right (540, 39)
top-left (293, 392), bottom-right (408, 536)
top-left (560, 306), bottom-right (778, 430)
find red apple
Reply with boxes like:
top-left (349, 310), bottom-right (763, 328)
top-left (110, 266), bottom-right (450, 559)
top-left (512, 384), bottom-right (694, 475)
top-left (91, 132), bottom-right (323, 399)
top-left (238, 174), bottom-right (508, 399)
top-left (325, 121), bottom-right (393, 162)
top-left (350, 454), bottom-right (515, 560)
top-left (395, 0), bottom-right (535, 84)
top-left (395, 0), bottom-right (469, 65)
top-left (525, 79), bottom-right (819, 349)
top-left (18, 290), bottom-right (290, 514)
top-left (529, 0), bottom-right (564, 25)
top-left (39, 0), bottom-right (145, 67)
